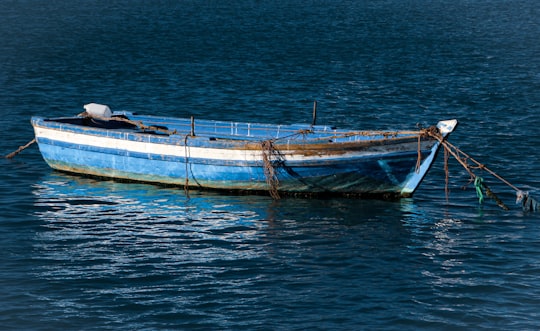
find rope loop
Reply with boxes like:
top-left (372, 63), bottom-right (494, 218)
top-left (260, 140), bottom-right (281, 199)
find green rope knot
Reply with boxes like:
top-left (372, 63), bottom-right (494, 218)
top-left (474, 176), bottom-right (484, 204)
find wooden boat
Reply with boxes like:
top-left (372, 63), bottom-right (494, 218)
top-left (31, 103), bottom-right (458, 199)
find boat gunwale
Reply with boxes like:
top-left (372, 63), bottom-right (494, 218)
top-left (31, 115), bottom-right (431, 152)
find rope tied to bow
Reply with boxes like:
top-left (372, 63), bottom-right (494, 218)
top-left (423, 129), bottom-right (533, 211)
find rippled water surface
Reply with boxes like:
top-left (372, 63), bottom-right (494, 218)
top-left (1, 0), bottom-right (540, 330)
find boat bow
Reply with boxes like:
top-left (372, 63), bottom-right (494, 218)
top-left (400, 119), bottom-right (458, 196)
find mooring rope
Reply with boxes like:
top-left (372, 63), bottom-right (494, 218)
top-left (424, 129), bottom-right (532, 211)
top-left (5, 138), bottom-right (36, 159)
top-left (415, 134), bottom-right (422, 173)
top-left (260, 140), bottom-right (281, 200)
top-left (442, 140), bottom-right (520, 192)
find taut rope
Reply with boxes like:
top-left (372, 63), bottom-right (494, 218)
top-left (5, 138), bottom-right (36, 159)
top-left (423, 129), bottom-right (537, 211)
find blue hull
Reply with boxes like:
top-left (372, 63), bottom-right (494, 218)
top-left (31, 107), bottom-right (458, 198)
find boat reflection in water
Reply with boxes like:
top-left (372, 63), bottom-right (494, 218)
top-left (29, 172), bottom-right (435, 329)
top-left (31, 173), bottom-right (274, 271)
top-left (30, 172), bottom-right (422, 262)
top-left (32, 172), bottom-right (424, 229)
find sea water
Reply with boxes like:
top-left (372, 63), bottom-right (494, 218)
top-left (1, 0), bottom-right (540, 329)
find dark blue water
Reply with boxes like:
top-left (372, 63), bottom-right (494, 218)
top-left (2, 0), bottom-right (540, 329)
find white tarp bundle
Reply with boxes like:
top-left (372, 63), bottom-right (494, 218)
top-left (84, 103), bottom-right (112, 118)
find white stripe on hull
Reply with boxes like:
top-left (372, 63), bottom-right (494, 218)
top-left (34, 126), bottom-right (411, 163)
